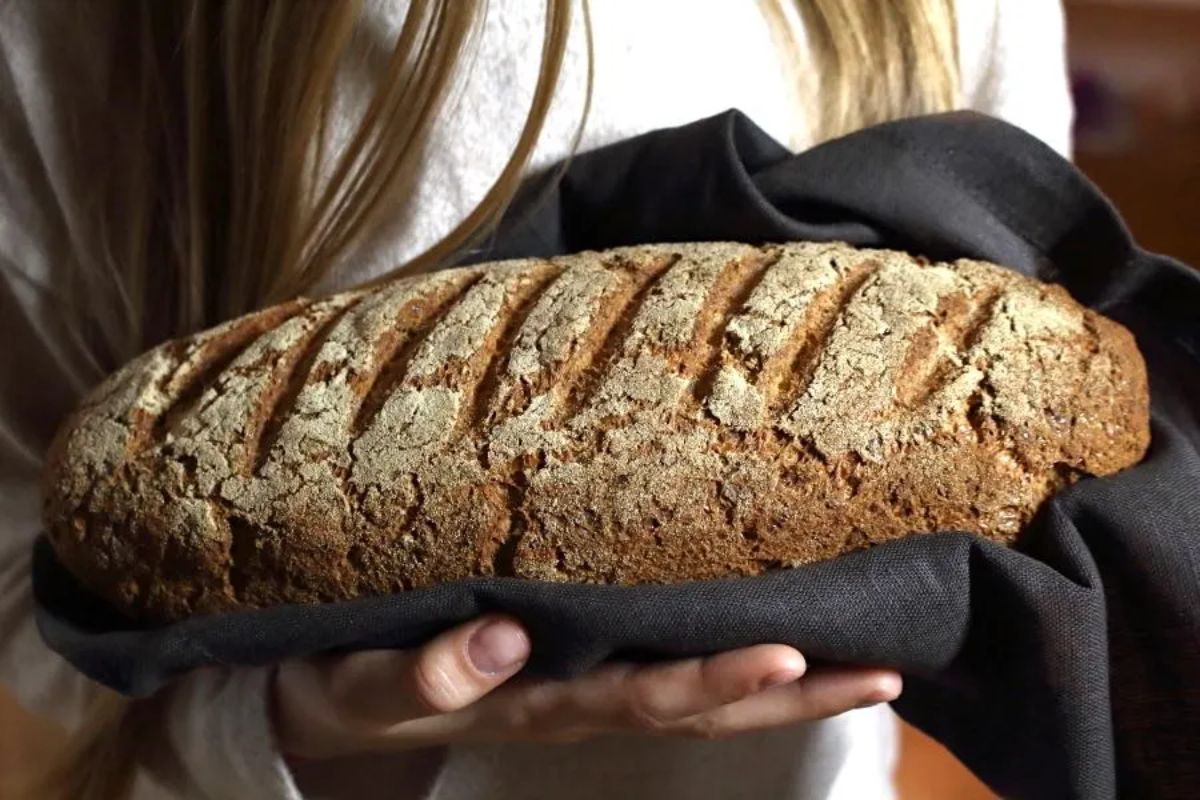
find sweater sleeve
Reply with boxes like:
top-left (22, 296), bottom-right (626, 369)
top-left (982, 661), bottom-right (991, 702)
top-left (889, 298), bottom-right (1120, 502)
top-left (958, 0), bottom-right (1075, 159)
top-left (146, 667), bottom-right (303, 800)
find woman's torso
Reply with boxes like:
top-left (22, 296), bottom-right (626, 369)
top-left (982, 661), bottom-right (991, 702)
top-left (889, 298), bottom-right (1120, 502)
top-left (0, 1), bottom-right (1070, 798)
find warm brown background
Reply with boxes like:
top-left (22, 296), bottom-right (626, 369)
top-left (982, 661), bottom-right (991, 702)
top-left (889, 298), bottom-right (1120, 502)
top-left (1069, 1), bottom-right (1200, 269)
top-left (2, 0), bottom-right (1196, 796)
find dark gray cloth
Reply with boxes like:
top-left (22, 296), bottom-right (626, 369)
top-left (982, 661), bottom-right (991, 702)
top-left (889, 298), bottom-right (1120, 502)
top-left (34, 111), bottom-right (1200, 800)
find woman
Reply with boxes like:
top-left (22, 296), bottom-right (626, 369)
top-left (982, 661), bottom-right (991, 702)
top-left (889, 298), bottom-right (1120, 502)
top-left (0, 1), bottom-right (1072, 797)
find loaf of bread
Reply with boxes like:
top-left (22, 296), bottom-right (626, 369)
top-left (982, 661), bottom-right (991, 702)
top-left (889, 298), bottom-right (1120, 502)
top-left (43, 242), bottom-right (1150, 621)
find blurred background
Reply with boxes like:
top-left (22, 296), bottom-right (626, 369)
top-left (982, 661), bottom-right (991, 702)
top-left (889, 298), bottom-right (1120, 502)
top-left (2, 0), bottom-right (1197, 796)
top-left (1069, 0), bottom-right (1200, 269)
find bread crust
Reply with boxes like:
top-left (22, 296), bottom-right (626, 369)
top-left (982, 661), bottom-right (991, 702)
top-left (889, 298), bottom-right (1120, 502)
top-left (42, 242), bottom-right (1151, 621)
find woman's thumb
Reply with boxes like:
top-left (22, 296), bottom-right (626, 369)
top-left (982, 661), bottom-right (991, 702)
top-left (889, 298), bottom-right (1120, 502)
top-left (274, 615), bottom-right (529, 757)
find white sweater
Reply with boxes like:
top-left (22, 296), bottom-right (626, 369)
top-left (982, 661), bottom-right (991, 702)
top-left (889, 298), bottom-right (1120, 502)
top-left (0, 1), bottom-right (1072, 797)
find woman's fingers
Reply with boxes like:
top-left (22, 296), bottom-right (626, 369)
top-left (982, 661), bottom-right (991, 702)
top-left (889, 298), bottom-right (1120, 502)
top-left (620, 644), bottom-right (807, 728)
top-left (274, 615), bottom-right (529, 757)
top-left (362, 643), bottom-right (810, 747)
top-left (664, 666), bottom-right (903, 740)
top-left (275, 623), bottom-right (898, 758)
top-left (450, 644), bottom-right (808, 743)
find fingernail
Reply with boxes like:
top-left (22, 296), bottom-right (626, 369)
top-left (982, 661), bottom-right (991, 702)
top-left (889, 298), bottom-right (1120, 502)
top-left (760, 668), bottom-right (803, 691)
top-left (856, 677), bottom-right (903, 708)
top-left (876, 674), bottom-right (903, 702)
top-left (468, 620), bottom-right (530, 675)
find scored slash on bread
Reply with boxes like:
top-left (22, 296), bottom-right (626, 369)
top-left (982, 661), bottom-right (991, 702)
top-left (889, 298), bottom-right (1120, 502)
top-left (43, 242), bottom-right (1150, 621)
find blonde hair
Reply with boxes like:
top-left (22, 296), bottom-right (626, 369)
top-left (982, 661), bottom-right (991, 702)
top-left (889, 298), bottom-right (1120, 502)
top-left (28, 1), bottom-right (959, 797)
top-left (796, 0), bottom-right (959, 142)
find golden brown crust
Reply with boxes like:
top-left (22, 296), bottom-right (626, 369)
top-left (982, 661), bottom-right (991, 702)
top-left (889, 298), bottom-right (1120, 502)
top-left (42, 242), bottom-right (1151, 621)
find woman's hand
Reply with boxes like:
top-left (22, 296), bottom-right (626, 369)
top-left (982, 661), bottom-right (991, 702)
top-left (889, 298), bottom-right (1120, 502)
top-left (273, 615), bottom-right (901, 759)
